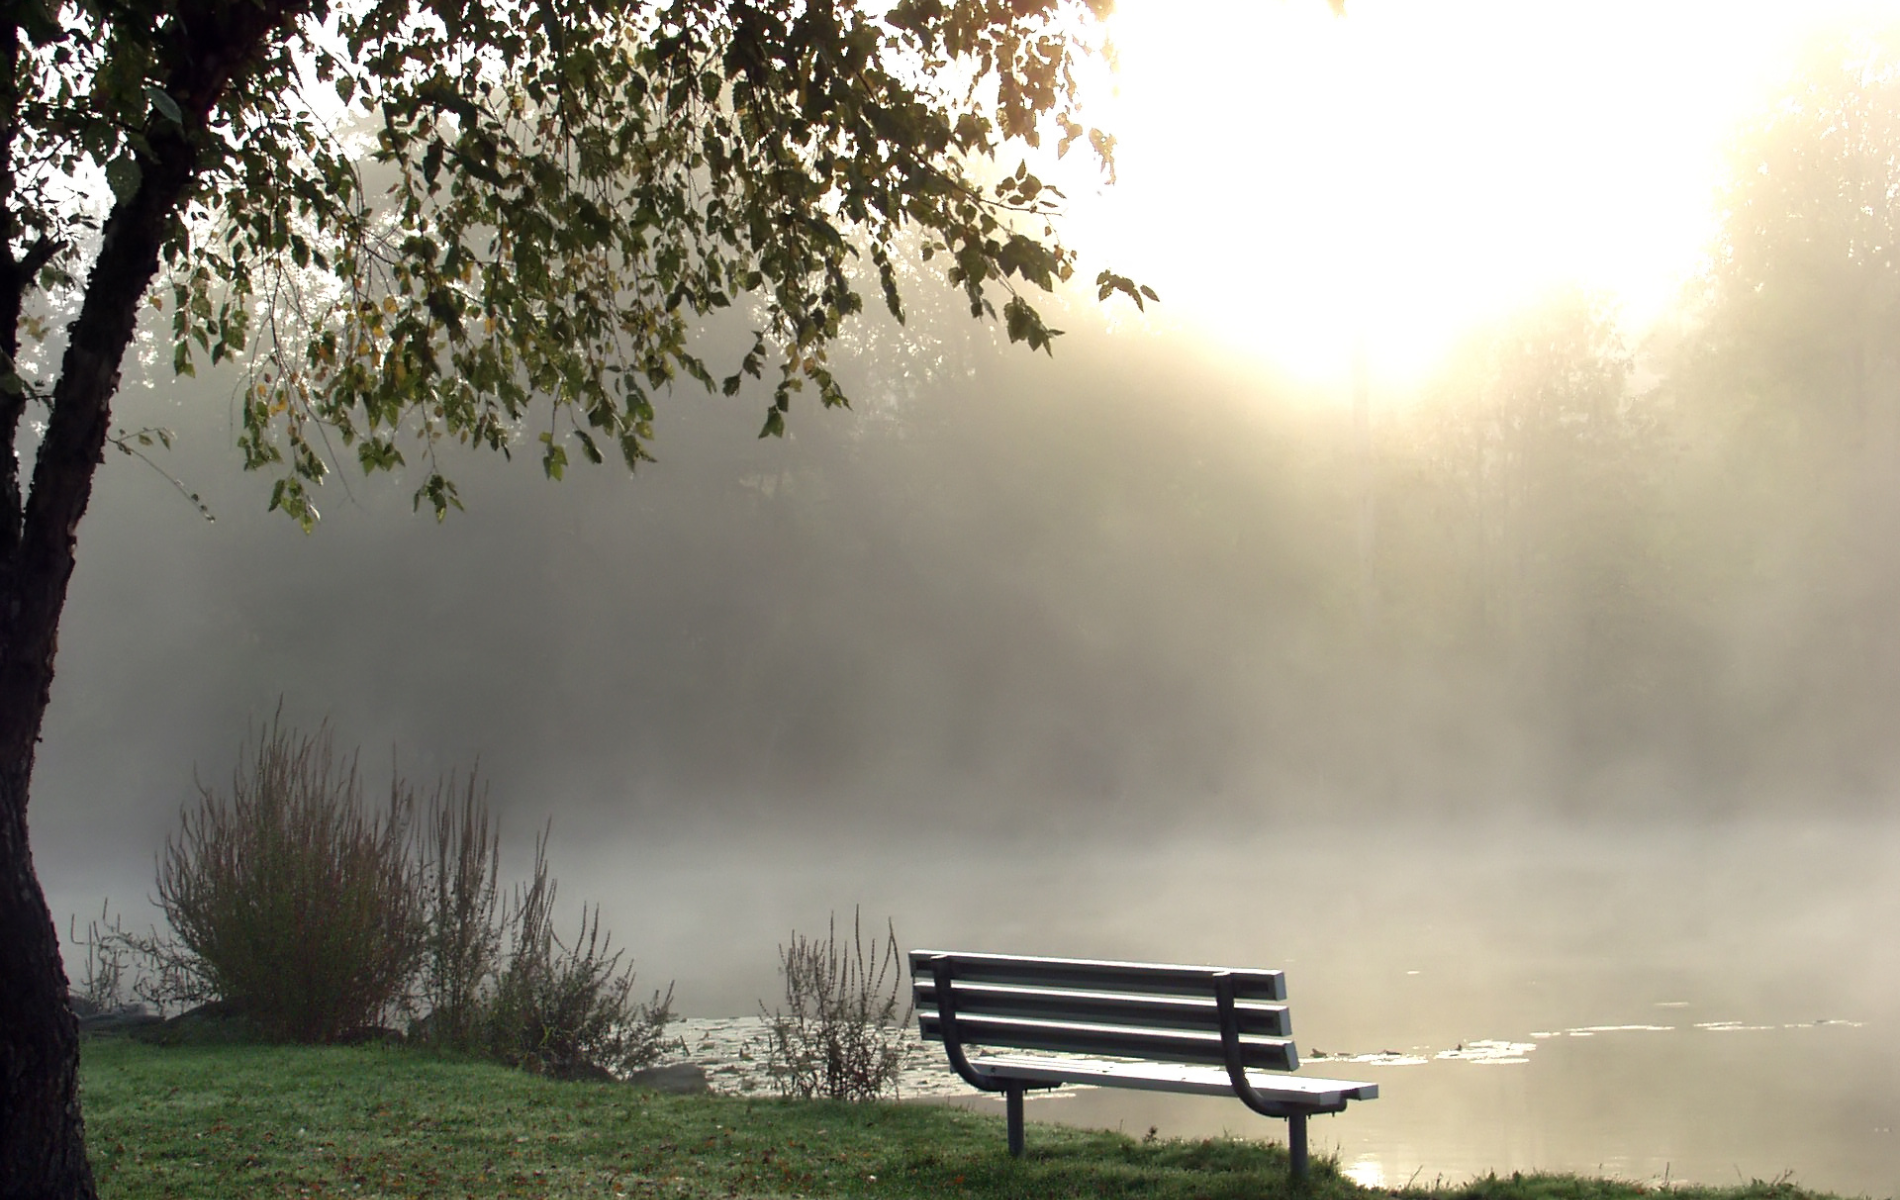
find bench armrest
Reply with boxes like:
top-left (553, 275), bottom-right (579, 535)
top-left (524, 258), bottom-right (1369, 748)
top-left (1214, 973), bottom-right (1346, 1118)
top-left (930, 954), bottom-right (1010, 1094)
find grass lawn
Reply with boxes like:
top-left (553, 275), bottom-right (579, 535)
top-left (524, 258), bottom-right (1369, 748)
top-left (79, 1035), bottom-right (1846, 1200)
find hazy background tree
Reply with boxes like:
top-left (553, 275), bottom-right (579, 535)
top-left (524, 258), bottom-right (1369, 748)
top-left (1376, 290), bottom-right (1687, 793)
top-left (1657, 35), bottom-right (1900, 797)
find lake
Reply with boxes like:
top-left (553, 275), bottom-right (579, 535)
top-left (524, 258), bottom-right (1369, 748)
top-left (562, 814), bottom-right (1900, 1197)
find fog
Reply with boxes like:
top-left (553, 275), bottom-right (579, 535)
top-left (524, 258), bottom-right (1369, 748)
top-left (27, 14), bottom-right (1900, 1195)
top-left (34, 288), bottom-right (1900, 871)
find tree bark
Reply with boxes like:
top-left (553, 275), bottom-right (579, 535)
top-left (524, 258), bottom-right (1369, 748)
top-left (0, 149), bottom-right (195, 1200)
top-left (0, 776), bottom-right (90, 1200)
top-left (1, 0), bottom-right (312, 1187)
top-left (0, 51), bottom-right (203, 1200)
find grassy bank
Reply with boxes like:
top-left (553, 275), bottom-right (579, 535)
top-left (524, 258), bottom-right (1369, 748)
top-left (79, 1036), bottom-right (1842, 1200)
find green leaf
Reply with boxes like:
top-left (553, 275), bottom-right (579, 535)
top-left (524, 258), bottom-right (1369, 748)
top-left (539, 432), bottom-right (568, 480)
top-left (413, 474), bottom-right (463, 520)
top-left (105, 156), bottom-right (142, 204)
top-left (1004, 295), bottom-right (1061, 353)
top-left (145, 85), bottom-right (183, 126)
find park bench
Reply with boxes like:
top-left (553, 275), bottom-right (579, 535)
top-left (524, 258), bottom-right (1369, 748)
top-left (910, 949), bottom-right (1378, 1177)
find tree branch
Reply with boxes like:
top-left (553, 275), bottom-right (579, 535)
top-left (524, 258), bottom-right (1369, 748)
top-left (2, 12), bottom-right (26, 566)
top-left (0, 0), bottom-right (314, 769)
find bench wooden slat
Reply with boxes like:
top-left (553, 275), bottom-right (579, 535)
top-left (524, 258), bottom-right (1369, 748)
top-left (913, 980), bottom-right (1292, 1037)
top-left (963, 1053), bottom-right (1378, 1107)
top-left (909, 949), bottom-right (1376, 1178)
top-left (917, 1012), bottom-right (1299, 1071)
top-left (910, 949), bottom-right (1286, 1001)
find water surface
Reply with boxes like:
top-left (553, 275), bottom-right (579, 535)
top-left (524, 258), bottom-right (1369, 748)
top-left (576, 816), bottom-right (1900, 1197)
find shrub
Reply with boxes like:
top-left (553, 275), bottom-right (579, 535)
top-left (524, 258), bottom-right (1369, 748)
top-left (758, 909), bottom-right (910, 1101)
top-left (483, 828), bottom-right (677, 1077)
top-left (66, 902), bottom-right (132, 1017)
top-left (128, 714), bottom-right (676, 1076)
top-left (154, 717), bottom-right (424, 1042)
top-left (415, 771), bottom-right (502, 1049)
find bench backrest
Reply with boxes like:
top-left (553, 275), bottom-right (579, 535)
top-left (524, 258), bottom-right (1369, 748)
top-left (910, 950), bottom-right (1300, 1072)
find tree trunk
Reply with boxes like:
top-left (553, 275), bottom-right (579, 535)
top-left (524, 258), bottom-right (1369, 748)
top-left (0, 774), bottom-right (92, 1200)
top-left (0, 89), bottom-right (205, 1200)
top-left (1, 0), bottom-right (317, 1180)
top-left (1, 0), bottom-right (326, 1179)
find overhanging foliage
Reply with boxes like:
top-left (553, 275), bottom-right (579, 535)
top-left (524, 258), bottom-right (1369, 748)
top-left (6, 0), bottom-right (1147, 527)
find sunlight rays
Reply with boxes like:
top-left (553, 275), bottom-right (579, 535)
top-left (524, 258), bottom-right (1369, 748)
top-left (1062, 0), bottom-right (1900, 390)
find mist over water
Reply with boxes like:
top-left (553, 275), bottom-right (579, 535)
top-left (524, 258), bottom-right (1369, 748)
top-left (38, 298), bottom-right (1900, 847)
top-left (564, 815), bottom-right (1899, 1194)
top-left (35, 300), bottom-right (1900, 1191)
top-left (34, 46), bottom-right (1900, 1188)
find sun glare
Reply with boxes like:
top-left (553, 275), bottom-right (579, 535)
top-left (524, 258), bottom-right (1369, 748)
top-left (1058, 0), bottom-right (1900, 391)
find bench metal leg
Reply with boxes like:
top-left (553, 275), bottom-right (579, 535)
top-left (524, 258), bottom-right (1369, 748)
top-left (1287, 1111), bottom-right (1308, 1178)
top-left (1005, 1083), bottom-right (1025, 1157)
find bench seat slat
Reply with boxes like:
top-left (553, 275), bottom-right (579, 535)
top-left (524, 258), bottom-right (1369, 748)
top-left (963, 1052), bottom-right (1377, 1107)
top-left (910, 949), bottom-right (1376, 1176)
top-left (918, 1013), bottom-right (1297, 1071)
top-left (910, 949), bottom-right (1286, 1001)
top-left (914, 982), bottom-right (1291, 1037)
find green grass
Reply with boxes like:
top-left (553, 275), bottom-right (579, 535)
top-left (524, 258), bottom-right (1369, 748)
top-left (79, 1035), bottom-right (1852, 1200)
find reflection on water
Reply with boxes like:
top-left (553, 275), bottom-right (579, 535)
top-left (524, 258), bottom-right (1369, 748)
top-left (669, 1010), bottom-right (1889, 1194)
top-left (900, 1019), bottom-right (1889, 1195)
top-left (566, 817), bottom-right (1900, 1196)
top-left (672, 1018), bottom-right (971, 1099)
top-left (668, 1021), bottom-right (1542, 1094)
top-left (1424, 1040), bottom-right (1536, 1064)
top-left (1693, 1019), bottom-right (1864, 1033)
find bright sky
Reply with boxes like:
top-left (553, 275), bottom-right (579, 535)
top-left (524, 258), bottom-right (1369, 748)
top-left (1060, 0), bottom-right (1900, 388)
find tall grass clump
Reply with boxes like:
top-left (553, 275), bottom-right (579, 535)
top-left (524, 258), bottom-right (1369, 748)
top-left (154, 718), bottom-right (423, 1041)
top-left (66, 902), bottom-right (133, 1017)
top-left (92, 714), bottom-right (676, 1076)
top-left (481, 827), bottom-right (677, 1078)
top-left (758, 909), bottom-right (909, 1101)
top-left (416, 771), bottom-right (502, 1050)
